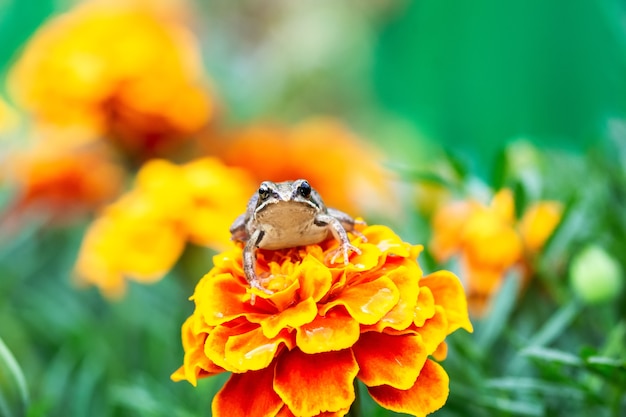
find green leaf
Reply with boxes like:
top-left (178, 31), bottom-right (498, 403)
top-left (524, 299), bottom-right (582, 347)
top-left (475, 269), bottom-right (521, 351)
top-left (0, 337), bottom-right (29, 417)
top-left (521, 346), bottom-right (584, 367)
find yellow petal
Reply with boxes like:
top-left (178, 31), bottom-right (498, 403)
top-left (319, 276), bottom-right (400, 325)
top-left (296, 309), bottom-right (360, 354)
top-left (421, 270), bottom-right (473, 334)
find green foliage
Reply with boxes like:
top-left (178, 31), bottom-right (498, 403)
top-left (1, 1), bottom-right (626, 416)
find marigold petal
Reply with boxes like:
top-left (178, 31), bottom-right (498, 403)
top-left (420, 271), bottom-right (473, 333)
top-left (259, 297), bottom-right (318, 339)
top-left (171, 314), bottom-right (223, 386)
top-left (196, 272), bottom-right (250, 326)
top-left (212, 365), bottom-right (283, 417)
top-left (319, 276), bottom-right (400, 325)
top-left (274, 349), bottom-right (359, 417)
top-left (225, 327), bottom-right (291, 372)
top-left (354, 332), bottom-right (427, 390)
top-left (368, 359), bottom-right (450, 417)
top-left (432, 341), bottom-right (448, 361)
top-left (276, 405), bottom-right (350, 417)
top-left (417, 306), bottom-right (449, 355)
top-left (519, 201), bottom-right (562, 253)
top-left (296, 308), bottom-right (360, 354)
top-left (205, 322), bottom-right (254, 372)
top-left (344, 243), bottom-right (383, 272)
top-left (373, 264), bottom-right (421, 331)
top-left (297, 255), bottom-right (333, 302)
top-left (414, 286), bottom-right (436, 327)
top-left (363, 225), bottom-right (412, 257)
top-left (492, 189), bottom-right (515, 220)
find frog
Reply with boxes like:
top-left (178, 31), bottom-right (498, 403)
top-left (230, 179), bottom-right (365, 294)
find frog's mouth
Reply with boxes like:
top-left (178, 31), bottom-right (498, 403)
top-left (255, 201), bottom-right (318, 226)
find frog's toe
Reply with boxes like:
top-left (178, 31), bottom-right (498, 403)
top-left (330, 243), bottom-right (361, 265)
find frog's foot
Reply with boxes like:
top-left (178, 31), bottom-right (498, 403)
top-left (329, 242), bottom-right (361, 265)
top-left (248, 278), bottom-right (273, 305)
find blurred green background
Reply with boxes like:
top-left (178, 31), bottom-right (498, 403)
top-left (1, 1), bottom-right (625, 416)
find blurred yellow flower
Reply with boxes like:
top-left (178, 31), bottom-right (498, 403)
top-left (0, 96), bottom-right (19, 136)
top-left (2, 142), bottom-right (123, 225)
top-left (75, 157), bottom-right (255, 298)
top-left (431, 189), bottom-right (562, 315)
top-left (8, 0), bottom-right (214, 160)
top-left (172, 224), bottom-right (472, 417)
top-left (209, 118), bottom-right (399, 216)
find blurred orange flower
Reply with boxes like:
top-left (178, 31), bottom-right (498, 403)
top-left (430, 189), bottom-right (563, 315)
top-left (209, 118), bottom-right (399, 217)
top-left (172, 224), bottom-right (473, 417)
top-left (8, 0), bottom-right (214, 160)
top-left (2, 143), bottom-right (123, 225)
top-left (75, 157), bottom-right (255, 298)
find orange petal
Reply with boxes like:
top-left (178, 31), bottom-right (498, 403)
top-left (416, 306), bottom-right (449, 355)
top-left (432, 341), bottom-right (448, 361)
top-left (368, 359), bottom-right (450, 417)
top-left (205, 322), bottom-right (255, 372)
top-left (171, 315), bottom-right (224, 385)
top-left (212, 365), bottom-right (283, 417)
top-left (276, 405), bottom-right (350, 417)
top-left (258, 297), bottom-right (318, 339)
top-left (363, 225), bottom-right (412, 258)
top-left (319, 276), bottom-right (400, 325)
top-left (491, 188), bottom-right (515, 223)
top-left (353, 332), bottom-right (427, 390)
top-left (225, 327), bottom-right (292, 372)
top-left (374, 264), bottom-right (420, 331)
top-left (345, 243), bottom-right (384, 272)
top-left (195, 272), bottom-right (261, 327)
top-left (519, 201), bottom-right (562, 253)
top-left (296, 308), bottom-right (360, 354)
top-left (420, 270), bottom-right (473, 333)
top-left (414, 286), bottom-right (436, 327)
top-left (297, 255), bottom-right (333, 302)
top-left (274, 348), bottom-right (359, 417)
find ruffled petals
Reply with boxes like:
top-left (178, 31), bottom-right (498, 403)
top-left (274, 349), bottom-right (359, 417)
top-left (353, 332), bottom-right (427, 390)
top-left (421, 271), bottom-right (473, 334)
top-left (258, 297), bottom-right (318, 339)
top-left (319, 276), bottom-right (400, 325)
top-left (368, 359), bottom-right (450, 417)
top-left (296, 308), bottom-right (360, 354)
top-left (213, 365), bottom-right (283, 417)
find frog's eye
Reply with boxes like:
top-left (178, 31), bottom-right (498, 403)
top-left (298, 181), bottom-right (311, 198)
top-left (258, 183), bottom-right (271, 200)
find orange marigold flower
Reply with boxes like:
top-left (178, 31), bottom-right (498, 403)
top-left (430, 189), bottom-right (563, 315)
top-left (172, 225), bottom-right (473, 417)
top-left (75, 157), bottom-right (255, 298)
top-left (8, 0), bottom-right (214, 159)
top-left (2, 143), bottom-right (123, 225)
top-left (209, 118), bottom-right (398, 216)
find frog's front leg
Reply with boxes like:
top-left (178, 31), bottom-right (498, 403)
top-left (243, 229), bottom-right (272, 295)
top-left (326, 208), bottom-right (367, 241)
top-left (229, 213), bottom-right (248, 242)
top-left (315, 214), bottom-right (362, 265)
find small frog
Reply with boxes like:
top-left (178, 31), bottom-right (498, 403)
top-left (230, 179), bottom-right (365, 294)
